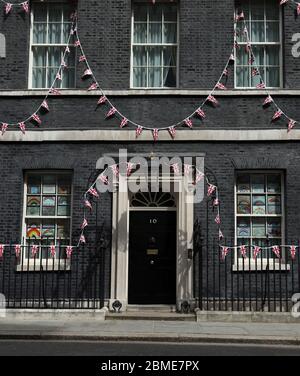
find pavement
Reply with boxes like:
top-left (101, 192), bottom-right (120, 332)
top-left (0, 317), bottom-right (300, 345)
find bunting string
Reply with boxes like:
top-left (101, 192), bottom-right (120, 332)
top-left (0, 0), bottom-right (29, 14)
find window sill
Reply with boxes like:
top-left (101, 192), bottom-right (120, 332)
top-left (0, 89), bottom-right (299, 97)
top-left (16, 261), bottom-right (71, 272)
top-left (232, 262), bottom-right (291, 272)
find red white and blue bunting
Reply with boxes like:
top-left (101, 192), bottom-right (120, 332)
top-left (0, 0), bottom-right (29, 14)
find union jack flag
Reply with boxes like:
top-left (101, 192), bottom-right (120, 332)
top-left (196, 108), bottom-right (206, 119)
top-left (50, 245), bottom-right (56, 258)
top-left (87, 187), bottom-right (99, 198)
top-left (0, 245), bottom-right (4, 258)
top-left (120, 118), bottom-right (128, 128)
top-left (66, 46), bottom-right (70, 53)
top-left (234, 41), bottom-right (240, 49)
top-left (111, 165), bottom-right (119, 177)
top-left (49, 88), bottom-right (61, 95)
top-left (5, 3), bottom-right (12, 15)
top-left (215, 215), bottom-right (221, 225)
top-left (19, 122), bottom-right (26, 134)
top-left (88, 82), bottom-right (98, 91)
top-left (207, 95), bottom-right (219, 107)
top-left (256, 82), bottom-right (266, 89)
top-left (84, 199), bottom-right (93, 211)
top-left (240, 245), bottom-right (248, 259)
top-left (81, 218), bottom-right (88, 230)
top-left (66, 246), bottom-right (73, 259)
top-left (245, 43), bottom-right (251, 53)
top-left (15, 245), bottom-right (21, 258)
top-left (126, 162), bottom-right (134, 177)
top-left (184, 118), bottom-right (193, 128)
top-left (215, 82), bottom-right (227, 90)
top-left (56, 73), bottom-right (62, 81)
top-left (22, 1), bottom-right (29, 13)
top-left (253, 246), bottom-right (261, 259)
top-left (152, 128), bottom-right (159, 141)
top-left (61, 60), bottom-right (67, 68)
top-left (106, 107), bottom-right (116, 118)
top-left (272, 109), bottom-right (283, 122)
top-left (97, 96), bottom-right (107, 105)
top-left (31, 114), bottom-right (42, 125)
top-left (70, 11), bottom-right (77, 21)
top-left (184, 164), bottom-right (191, 177)
top-left (290, 245), bottom-right (297, 260)
top-left (171, 163), bottom-right (180, 176)
top-left (136, 126), bottom-right (143, 138)
top-left (74, 40), bottom-right (81, 47)
top-left (297, 3), bottom-right (300, 16)
top-left (207, 184), bottom-right (216, 197)
top-left (252, 68), bottom-right (259, 77)
top-left (288, 119), bottom-right (296, 132)
top-left (272, 245), bottom-right (281, 259)
top-left (79, 234), bottom-right (86, 244)
top-left (213, 198), bottom-right (220, 206)
top-left (280, 0), bottom-right (288, 4)
top-left (223, 68), bottom-right (229, 77)
top-left (82, 69), bottom-right (92, 78)
top-left (1, 123), bottom-right (8, 136)
top-left (168, 126), bottom-right (176, 139)
top-left (236, 11), bottom-right (245, 21)
top-left (194, 172), bottom-right (204, 185)
top-left (219, 229), bottom-right (224, 240)
top-left (79, 55), bottom-right (86, 62)
top-left (248, 55), bottom-right (255, 65)
top-left (263, 95), bottom-right (273, 107)
top-left (41, 100), bottom-right (49, 112)
top-left (229, 54), bottom-right (235, 63)
top-left (98, 174), bottom-right (109, 185)
top-left (221, 246), bottom-right (230, 260)
top-left (31, 245), bottom-right (39, 257)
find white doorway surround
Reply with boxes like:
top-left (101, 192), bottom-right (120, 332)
top-left (109, 167), bottom-right (203, 312)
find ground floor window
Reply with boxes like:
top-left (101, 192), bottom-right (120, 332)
top-left (235, 171), bottom-right (284, 259)
top-left (23, 171), bottom-right (72, 260)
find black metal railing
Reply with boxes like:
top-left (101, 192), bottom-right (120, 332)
top-left (0, 242), bottom-right (107, 309)
top-left (194, 238), bottom-right (300, 312)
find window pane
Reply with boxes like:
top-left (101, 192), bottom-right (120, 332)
top-left (266, 1), bottom-right (279, 20)
top-left (266, 45), bottom-right (280, 65)
top-left (163, 5), bottom-right (177, 22)
top-left (251, 22), bottom-right (265, 42)
top-left (27, 222), bottom-right (41, 239)
top-left (253, 195), bottom-right (266, 215)
top-left (267, 218), bottom-right (281, 237)
top-left (33, 23), bottom-right (47, 44)
top-left (133, 46), bottom-right (147, 66)
top-left (252, 175), bottom-right (265, 193)
top-left (149, 47), bottom-right (162, 66)
top-left (266, 67), bottom-right (280, 87)
top-left (236, 67), bottom-right (249, 87)
top-left (49, 5), bottom-right (62, 22)
top-left (251, 0), bottom-right (264, 21)
top-left (134, 5), bottom-right (147, 22)
top-left (163, 67), bottom-right (176, 87)
top-left (148, 67), bottom-right (161, 87)
top-left (33, 47), bottom-right (47, 67)
top-left (134, 23), bottom-right (147, 43)
top-left (163, 46), bottom-right (176, 66)
top-left (164, 23), bottom-right (177, 43)
top-left (42, 221), bottom-right (55, 239)
top-left (237, 218), bottom-right (251, 237)
top-left (43, 176), bottom-right (56, 194)
top-left (267, 195), bottom-right (281, 214)
top-left (237, 175), bottom-right (250, 193)
top-left (149, 23), bottom-right (162, 43)
top-left (48, 47), bottom-right (62, 67)
top-left (133, 67), bottom-right (147, 87)
top-left (252, 218), bottom-right (266, 237)
top-left (34, 4), bottom-right (47, 22)
top-left (251, 70), bottom-right (264, 87)
top-left (252, 45), bottom-right (264, 66)
top-left (266, 22), bottom-right (279, 42)
top-left (267, 175), bottom-right (281, 193)
top-left (57, 220), bottom-right (70, 240)
top-left (237, 195), bottom-right (251, 214)
top-left (33, 67), bottom-right (46, 88)
top-left (236, 48), bottom-right (249, 66)
top-left (62, 23), bottom-right (72, 44)
top-left (62, 68), bottom-right (75, 88)
top-left (149, 6), bottom-right (162, 21)
top-left (28, 176), bottom-right (41, 194)
top-left (48, 23), bottom-right (62, 44)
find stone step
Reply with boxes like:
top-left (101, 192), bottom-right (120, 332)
top-left (106, 311), bottom-right (196, 322)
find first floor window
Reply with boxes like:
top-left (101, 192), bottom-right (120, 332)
top-left (235, 171), bottom-right (284, 259)
top-left (30, 1), bottom-right (77, 89)
top-left (235, 0), bottom-right (281, 88)
top-left (132, 1), bottom-right (178, 88)
top-left (23, 171), bottom-right (73, 260)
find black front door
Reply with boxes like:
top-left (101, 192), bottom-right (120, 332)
top-left (128, 211), bottom-right (177, 305)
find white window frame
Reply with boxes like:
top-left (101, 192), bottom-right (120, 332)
top-left (234, 0), bottom-right (283, 89)
top-left (233, 170), bottom-right (288, 271)
top-left (28, 0), bottom-right (77, 89)
top-left (20, 170), bottom-right (73, 270)
top-left (130, 1), bottom-right (180, 89)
